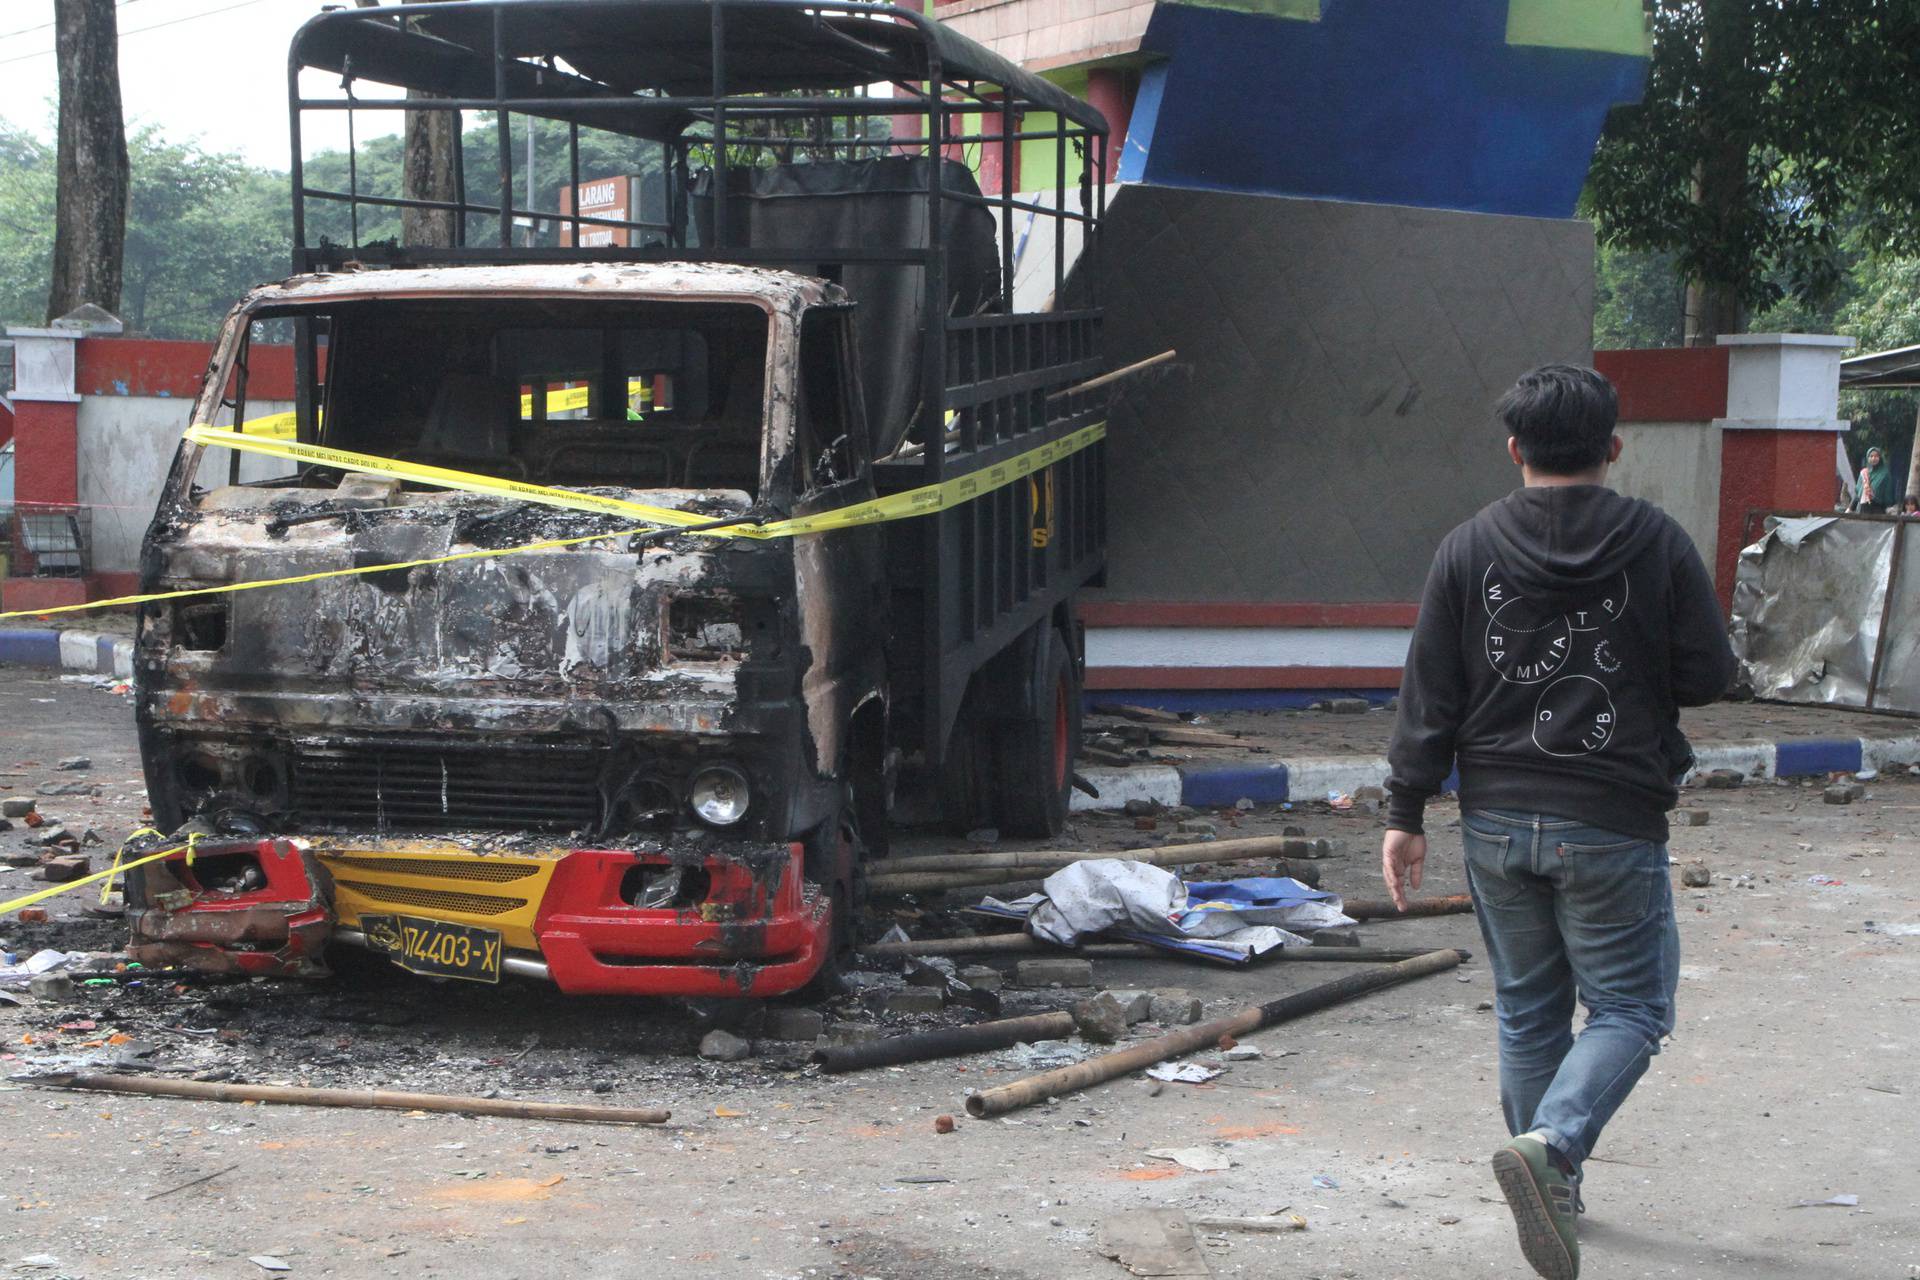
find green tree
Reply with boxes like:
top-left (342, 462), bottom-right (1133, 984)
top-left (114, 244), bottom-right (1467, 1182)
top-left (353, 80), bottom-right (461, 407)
top-left (1586, 0), bottom-right (1920, 345)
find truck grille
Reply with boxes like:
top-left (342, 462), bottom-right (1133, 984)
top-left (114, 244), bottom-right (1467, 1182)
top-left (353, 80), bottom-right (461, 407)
top-left (288, 743), bottom-right (606, 832)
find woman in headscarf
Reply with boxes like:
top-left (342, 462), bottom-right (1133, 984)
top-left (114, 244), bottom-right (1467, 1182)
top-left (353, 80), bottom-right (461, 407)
top-left (1857, 447), bottom-right (1895, 513)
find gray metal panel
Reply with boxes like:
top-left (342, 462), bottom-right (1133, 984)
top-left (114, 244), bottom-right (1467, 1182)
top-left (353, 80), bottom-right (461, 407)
top-left (1872, 521), bottom-right (1920, 714)
top-left (1080, 184), bottom-right (1595, 603)
top-left (1731, 517), bottom-right (1898, 711)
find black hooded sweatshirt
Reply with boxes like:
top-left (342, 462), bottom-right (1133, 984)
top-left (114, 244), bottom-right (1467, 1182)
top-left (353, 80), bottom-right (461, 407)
top-left (1387, 485), bottom-right (1737, 843)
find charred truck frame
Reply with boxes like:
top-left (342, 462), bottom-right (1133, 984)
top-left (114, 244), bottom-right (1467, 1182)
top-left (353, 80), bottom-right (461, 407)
top-left (130, 0), bottom-right (1108, 997)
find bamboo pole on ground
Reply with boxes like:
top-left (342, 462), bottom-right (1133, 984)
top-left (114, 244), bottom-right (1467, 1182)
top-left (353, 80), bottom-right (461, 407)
top-left (858, 932), bottom-right (1468, 965)
top-left (963, 948), bottom-right (1461, 1117)
top-left (42, 1074), bottom-right (671, 1125)
top-left (812, 1011), bottom-right (1077, 1074)
top-left (873, 835), bottom-right (1333, 877)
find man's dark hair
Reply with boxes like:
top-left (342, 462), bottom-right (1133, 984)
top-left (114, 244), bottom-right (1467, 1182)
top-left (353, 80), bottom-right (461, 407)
top-left (1495, 364), bottom-right (1619, 475)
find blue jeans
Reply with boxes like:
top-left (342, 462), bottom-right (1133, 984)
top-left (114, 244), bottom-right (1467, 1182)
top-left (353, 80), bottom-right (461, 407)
top-left (1461, 809), bottom-right (1680, 1172)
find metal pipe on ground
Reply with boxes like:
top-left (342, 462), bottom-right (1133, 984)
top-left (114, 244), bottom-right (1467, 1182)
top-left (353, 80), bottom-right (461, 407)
top-left (1340, 895), bottom-right (1474, 921)
top-left (963, 948), bottom-right (1462, 1118)
top-left (41, 1074), bottom-right (671, 1126)
top-left (858, 932), bottom-right (1468, 965)
top-left (812, 1011), bottom-right (1076, 1074)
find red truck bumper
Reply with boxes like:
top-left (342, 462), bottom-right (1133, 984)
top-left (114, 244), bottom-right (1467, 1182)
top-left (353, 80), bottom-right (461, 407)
top-left (128, 837), bottom-right (831, 997)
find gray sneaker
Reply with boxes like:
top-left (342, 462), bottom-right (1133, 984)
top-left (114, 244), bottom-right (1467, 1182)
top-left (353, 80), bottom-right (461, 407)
top-left (1492, 1134), bottom-right (1580, 1280)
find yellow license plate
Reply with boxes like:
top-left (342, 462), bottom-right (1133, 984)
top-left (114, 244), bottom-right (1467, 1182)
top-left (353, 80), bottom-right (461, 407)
top-left (360, 914), bottom-right (503, 983)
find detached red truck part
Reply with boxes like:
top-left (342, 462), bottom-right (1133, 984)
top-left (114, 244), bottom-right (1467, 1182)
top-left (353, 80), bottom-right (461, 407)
top-left (129, 1), bottom-right (1108, 997)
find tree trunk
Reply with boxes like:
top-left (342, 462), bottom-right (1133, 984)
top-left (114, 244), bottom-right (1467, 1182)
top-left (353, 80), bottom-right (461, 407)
top-left (1907, 402), bottom-right (1920, 509)
top-left (402, 107), bottom-right (460, 248)
top-left (353, 0), bottom-right (458, 247)
top-left (46, 0), bottom-right (129, 323)
top-left (1682, 0), bottom-right (1753, 347)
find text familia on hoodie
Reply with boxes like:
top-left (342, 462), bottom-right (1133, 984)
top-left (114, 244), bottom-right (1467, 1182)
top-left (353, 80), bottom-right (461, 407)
top-left (1387, 485), bottom-right (1737, 842)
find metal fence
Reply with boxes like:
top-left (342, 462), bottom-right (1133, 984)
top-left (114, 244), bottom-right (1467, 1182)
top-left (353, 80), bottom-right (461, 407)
top-left (1733, 511), bottom-right (1920, 716)
top-left (8, 504), bottom-right (93, 580)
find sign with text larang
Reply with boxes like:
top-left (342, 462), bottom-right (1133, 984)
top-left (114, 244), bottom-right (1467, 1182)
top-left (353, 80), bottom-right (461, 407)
top-left (560, 176), bottom-right (641, 247)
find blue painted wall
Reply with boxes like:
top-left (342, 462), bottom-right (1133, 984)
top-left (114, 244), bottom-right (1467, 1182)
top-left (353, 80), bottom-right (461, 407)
top-left (1119, 0), bottom-right (1648, 218)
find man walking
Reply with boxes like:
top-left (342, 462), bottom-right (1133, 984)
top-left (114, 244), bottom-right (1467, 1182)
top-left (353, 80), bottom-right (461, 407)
top-left (1381, 365), bottom-right (1735, 1280)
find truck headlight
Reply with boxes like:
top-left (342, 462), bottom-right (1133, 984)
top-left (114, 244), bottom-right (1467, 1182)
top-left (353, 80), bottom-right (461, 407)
top-left (689, 764), bottom-right (751, 827)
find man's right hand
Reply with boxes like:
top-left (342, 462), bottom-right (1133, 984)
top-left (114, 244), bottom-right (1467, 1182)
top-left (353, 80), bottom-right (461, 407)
top-left (1381, 829), bottom-right (1428, 912)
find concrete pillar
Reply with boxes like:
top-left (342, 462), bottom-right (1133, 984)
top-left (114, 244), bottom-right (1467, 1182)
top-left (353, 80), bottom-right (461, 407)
top-left (1713, 333), bottom-right (1855, 612)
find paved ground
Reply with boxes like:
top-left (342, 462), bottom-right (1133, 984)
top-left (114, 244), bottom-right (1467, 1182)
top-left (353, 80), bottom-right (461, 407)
top-left (3, 669), bottom-right (1917, 1279)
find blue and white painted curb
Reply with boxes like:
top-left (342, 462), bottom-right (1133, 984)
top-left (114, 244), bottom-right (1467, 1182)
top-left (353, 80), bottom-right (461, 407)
top-left (0, 629), bottom-right (133, 679)
top-left (1073, 733), bottom-right (1920, 812)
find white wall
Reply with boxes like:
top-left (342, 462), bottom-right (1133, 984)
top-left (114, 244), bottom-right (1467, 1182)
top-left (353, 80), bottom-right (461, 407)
top-left (77, 395), bottom-right (292, 573)
top-left (1611, 419), bottom-right (1721, 569)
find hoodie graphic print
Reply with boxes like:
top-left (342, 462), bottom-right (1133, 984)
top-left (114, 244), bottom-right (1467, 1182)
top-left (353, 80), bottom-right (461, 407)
top-left (1387, 486), bottom-right (1737, 844)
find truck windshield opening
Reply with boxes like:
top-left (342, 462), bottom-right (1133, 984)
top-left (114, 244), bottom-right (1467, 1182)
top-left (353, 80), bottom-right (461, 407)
top-left (202, 298), bottom-right (771, 498)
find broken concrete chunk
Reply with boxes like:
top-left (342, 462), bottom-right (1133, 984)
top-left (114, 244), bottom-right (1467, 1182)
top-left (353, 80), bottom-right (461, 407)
top-left (1073, 993), bottom-right (1130, 1044)
top-left (1015, 958), bottom-right (1095, 989)
top-left (1148, 992), bottom-right (1205, 1025)
top-left (1175, 819), bottom-right (1217, 839)
top-left (1673, 809), bottom-right (1710, 827)
top-left (885, 987), bottom-right (946, 1016)
top-left (904, 957), bottom-right (958, 987)
top-left (1222, 1044), bottom-right (1263, 1061)
top-left (697, 1029), bottom-right (753, 1062)
top-left (31, 826), bottom-right (73, 847)
top-left (818, 1021), bottom-right (883, 1048)
top-left (1103, 989), bottom-right (1153, 1024)
top-left (55, 756), bottom-right (91, 771)
top-left (1703, 769), bottom-right (1745, 789)
top-left (958, 965), bottom-right (1004, 992)
top-left (0, 798), bottom-right (34, 818)
top-left (761, 1008), bottom-right (826, 1042)
top-left (28, 973), bottom-right (76, 1001)
top-left (36, 854), bottom-right (91, 883)
top-left (1823, 784), bottom-right (1855, 806)
top-left (1325, 697), bottom-right (1371, 715)
top-left (1311, 927), bottom-right (1363, 948)
top-left (1680, 862), bottom-right (1712, 888)
top-left (1122, 798), bottom-right (1158, 818)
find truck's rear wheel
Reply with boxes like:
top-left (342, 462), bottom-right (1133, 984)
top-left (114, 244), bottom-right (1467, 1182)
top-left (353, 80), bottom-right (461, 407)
top-left (992, 627), bottom-right (1079, 837)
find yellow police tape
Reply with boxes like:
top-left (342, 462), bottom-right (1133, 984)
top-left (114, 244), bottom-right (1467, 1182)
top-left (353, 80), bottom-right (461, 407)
top-left (0, 421), bottom-right (1104, 620)
top-left (0, 832), bottom-right (196, 919)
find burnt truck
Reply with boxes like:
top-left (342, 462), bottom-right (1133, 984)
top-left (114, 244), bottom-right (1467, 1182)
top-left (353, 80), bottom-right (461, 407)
top-left (127, 0), bottom-right (1109, 997)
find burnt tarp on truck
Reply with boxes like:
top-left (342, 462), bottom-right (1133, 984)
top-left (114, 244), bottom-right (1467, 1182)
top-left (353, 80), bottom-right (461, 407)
top-left (692, 156), bottom-right (1003, 459)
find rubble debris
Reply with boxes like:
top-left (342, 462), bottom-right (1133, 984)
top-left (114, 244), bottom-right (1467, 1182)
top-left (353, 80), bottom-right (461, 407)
top-left (0, 797), bottom-right (34, 817)
top-left (957, 965), bottom-right (1003, 992)
top-left (36, 854), bottom-right (91, 883)
top-left (31, 826), bottom-right (74, 847)
top-left (1072, 993), bottom-right (1131, 1044)
top-left (248, 1256), bottom-right (292, 1274)
top-left (698, 1029), bottom-right (754, 1062)
top-left (813, 1012), bottom-right (1076, 1074)
top-left (1098, 1209), bottom-right (1214, 1278)
top-left (1353, 784), bottom-right (1387, 814)
top-left (55, 756), bottom-right (91, 772)
top-left (1312, 927), bottom-right (1363, 947)
top-left (1122, 798), bottom-right (1158, 817)
top-left (966, 950), bottom-right (1462, 1118)
top-left (885, 987), bottom-right (946, 1016)
top-left (1703, 769), bottom-right (1746, 789)
top-left (1325, 698), bottom-right (1371, 714)
top-left (1681, 862), bottom-right (1713, 888)
top-left (1146, 1147), bottom-right (1234, 1172)
top-left (29, 973), bottom-right (77, 1001)
top-left (934, 1114), bottom-right (956, 1134)
top-left (1222, 1044), bottom-right (1262, 1061)
top-left (819, 1022), bottom-right (884, 1048)
top-left (1824, 784), bottom-right (1856, 806)
top-left (36, 1073), bottom-right (671, 1125)
top-left (761, 1008), bottom-right (826, 1042)
top-left (1145, 1062), bottom-right (1219, 1084)
top-left (1674, 809), bottom-right (1711, 826)
top-left (1191, 1214), bottom-right (1308, 1233)
top-left (1015, 958), bottom-right (1095, 988)
top-left (1149, 992), bottom-right (1205, 1025)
